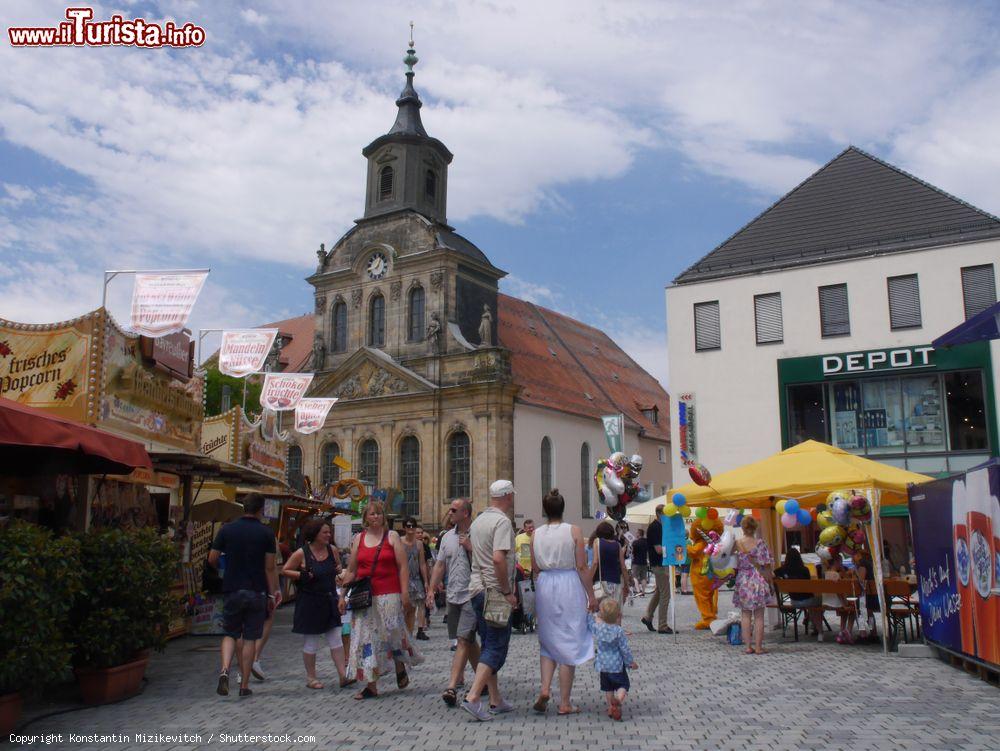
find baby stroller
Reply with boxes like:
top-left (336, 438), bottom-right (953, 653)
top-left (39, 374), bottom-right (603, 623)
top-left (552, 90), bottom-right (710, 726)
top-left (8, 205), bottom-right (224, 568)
top-left (512, 564), bottom-right (536, 633)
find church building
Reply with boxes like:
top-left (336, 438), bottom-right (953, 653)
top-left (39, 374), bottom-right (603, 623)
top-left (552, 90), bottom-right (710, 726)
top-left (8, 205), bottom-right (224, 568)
top-left (281, 43), bottom-right (671, 530)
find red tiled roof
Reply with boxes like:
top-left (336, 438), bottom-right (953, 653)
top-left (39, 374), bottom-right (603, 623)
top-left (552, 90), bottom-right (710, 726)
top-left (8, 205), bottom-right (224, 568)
top-left (497, 295), bottom-right (670, 443)
top-left (259, 313), bottom-right (313, 372)
top-left (259, 300), bottom-right (670, 443)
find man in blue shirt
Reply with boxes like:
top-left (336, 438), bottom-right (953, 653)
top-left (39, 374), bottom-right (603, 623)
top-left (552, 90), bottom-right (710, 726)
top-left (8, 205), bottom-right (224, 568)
top-left (640, 505), bottom-right (673, 634)
top-left (208, 493), bottom-right (280, 697)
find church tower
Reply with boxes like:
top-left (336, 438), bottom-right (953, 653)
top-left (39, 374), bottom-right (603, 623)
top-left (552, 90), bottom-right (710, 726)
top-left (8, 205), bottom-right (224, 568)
top-left (361, 38), bottom-right (452, 226)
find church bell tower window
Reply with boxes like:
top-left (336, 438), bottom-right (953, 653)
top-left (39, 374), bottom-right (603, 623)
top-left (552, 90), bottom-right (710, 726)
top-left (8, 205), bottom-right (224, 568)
top-left (424, 169), bottom-right (437, 202)
top-left (378, 166), bottom-right (394, 201)
top-left (408, 286), bottom-right (425, 342)
top-left (369, 294), bottom-right (386, 348)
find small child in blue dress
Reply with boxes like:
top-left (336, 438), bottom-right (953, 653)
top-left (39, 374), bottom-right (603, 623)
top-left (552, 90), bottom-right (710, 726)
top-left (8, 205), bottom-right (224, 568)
top-left (589, 598), bottom-right (637, 721)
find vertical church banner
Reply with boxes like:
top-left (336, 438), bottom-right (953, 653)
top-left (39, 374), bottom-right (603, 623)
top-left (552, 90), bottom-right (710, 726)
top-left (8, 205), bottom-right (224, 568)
top-left (602, 414), bottom-right (624, 454)
top-left (218, 329), bottom-right (278, 377)
top-left (130, 272), bottom-right (208, 337)
top-left (260, 373), bottom-right (313, 411)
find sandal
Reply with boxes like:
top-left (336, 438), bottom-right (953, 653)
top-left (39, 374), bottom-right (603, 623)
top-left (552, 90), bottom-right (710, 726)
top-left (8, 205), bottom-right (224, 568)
top-left (396, 670), bottom-right (409, 690)
top-left (353, 686), bottom-right (378, 700)
top-left (557, 705), bottom-right (581, 715)
top-left (533, 694), bottom-right (550, 713)
top-left (755, 648), bottom-right (769, 655)
top-left (306, 679), bottom-right (324, 689)
top-left (744, 647), bottom-right (755, 654)
top-left (339, 677), bottom-right (358, 689)
top-left (442, 687), bottom-right (458, 707)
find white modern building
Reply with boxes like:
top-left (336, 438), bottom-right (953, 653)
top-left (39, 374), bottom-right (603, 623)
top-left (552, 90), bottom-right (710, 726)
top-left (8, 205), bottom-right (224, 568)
top-left (666, 147), bottom-right (1000, 485)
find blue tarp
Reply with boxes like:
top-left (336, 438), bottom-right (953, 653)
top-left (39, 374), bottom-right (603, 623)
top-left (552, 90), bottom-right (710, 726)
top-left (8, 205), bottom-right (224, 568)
top-left (932, 300), bottom-right (1000, 348)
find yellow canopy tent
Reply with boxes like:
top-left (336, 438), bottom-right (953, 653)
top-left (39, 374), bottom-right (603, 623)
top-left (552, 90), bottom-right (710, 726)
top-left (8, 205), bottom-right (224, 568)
top-left (624, 495), bottom-right (667, 525)
top-left (670, 440), bottom-right (931, 509)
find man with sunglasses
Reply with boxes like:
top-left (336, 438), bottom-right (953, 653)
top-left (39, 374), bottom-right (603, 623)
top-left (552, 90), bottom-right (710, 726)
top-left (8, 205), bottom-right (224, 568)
top-left (427, 498), bottom-right (477, 707)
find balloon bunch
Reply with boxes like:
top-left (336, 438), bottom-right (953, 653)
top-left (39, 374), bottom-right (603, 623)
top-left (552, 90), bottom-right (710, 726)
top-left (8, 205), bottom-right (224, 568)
top-left (776, 498), bottom-right (813, 530)
top-left (707, 510), bottom-right (741, 589)
top-left (662, 491), bottom-right (691, 519)
top-left (594, 452), bottom-right (649, 521)
top-left (814, 489), bottom-right (872, 561)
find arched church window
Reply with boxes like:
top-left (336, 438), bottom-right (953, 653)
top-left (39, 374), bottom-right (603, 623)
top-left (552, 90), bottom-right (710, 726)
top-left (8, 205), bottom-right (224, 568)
top-left (400, 436), bottom-right (420, 517)
top-left (425, 169), bottom-right (437, 201)
top-left (331, 302), bottom-right (347, 352)
top-left (321, 442), bottom-right (341, 486)
top-left (408, 286), bottom-right (425, 342)
top-left (369, 294), bottom-right (385, 348)
top-left (448, 431), bottom-right (470, 499)
top-left (379, 166), bottom-right (394, 201)
top-left (359, 439), bottom-right (379, 486)
top-left (541, 436), bottom-right (553, 496)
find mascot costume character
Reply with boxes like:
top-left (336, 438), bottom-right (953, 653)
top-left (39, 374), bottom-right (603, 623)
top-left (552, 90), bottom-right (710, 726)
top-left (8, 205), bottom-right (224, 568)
top-left (687, 515), bottom-right (724, 629)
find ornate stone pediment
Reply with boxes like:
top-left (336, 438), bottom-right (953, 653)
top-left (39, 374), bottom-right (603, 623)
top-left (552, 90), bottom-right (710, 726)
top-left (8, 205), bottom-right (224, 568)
top-left (310, 347), bottom-right (437, 401)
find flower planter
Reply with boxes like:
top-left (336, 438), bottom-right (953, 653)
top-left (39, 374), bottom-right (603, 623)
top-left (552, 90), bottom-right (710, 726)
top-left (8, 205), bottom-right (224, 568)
top-left (0, 692), bottom-right (22, 735)
top-left (75, 652), bottom-right (150, 705)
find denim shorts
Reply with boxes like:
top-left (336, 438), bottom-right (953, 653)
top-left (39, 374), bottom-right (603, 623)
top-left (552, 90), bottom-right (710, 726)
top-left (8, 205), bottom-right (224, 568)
top-left (222, 589), bottom-right (267, 640)
top-left (471, 591), bottom-right (511, 673)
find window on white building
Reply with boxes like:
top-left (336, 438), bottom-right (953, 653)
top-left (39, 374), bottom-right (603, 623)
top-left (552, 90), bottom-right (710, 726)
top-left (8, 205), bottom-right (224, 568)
top-left (754, 292), bottom-right (783, 344)
top-left (818, 283), bottom-right (850, 337)
top-left (321, 442), bottom-right (341, 485)
top-left (693, 301), bottom-right (721, 351)
top-left (961, 264), bottom-right (997, 320)
top-left (887, 274), bottom-right (922, 330)
top-left (658, 446), bottom-right (667, 463)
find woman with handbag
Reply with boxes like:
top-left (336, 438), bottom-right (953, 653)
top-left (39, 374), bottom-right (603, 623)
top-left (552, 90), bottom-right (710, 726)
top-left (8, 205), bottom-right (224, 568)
top-left (531, 489), bottom-right (598, 715)
top-left (281, 518), bottom-right (355, 689)
top-left (732, 516), bottom-right (774, 655)
top-left (342, 501), bottom-right (422, 700)
top-left (589, 522), bottom-right (629, 605)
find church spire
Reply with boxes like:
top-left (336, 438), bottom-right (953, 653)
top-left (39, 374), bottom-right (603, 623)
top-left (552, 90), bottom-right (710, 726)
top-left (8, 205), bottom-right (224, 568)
top-left (388, 24), bottom-right (427, 137)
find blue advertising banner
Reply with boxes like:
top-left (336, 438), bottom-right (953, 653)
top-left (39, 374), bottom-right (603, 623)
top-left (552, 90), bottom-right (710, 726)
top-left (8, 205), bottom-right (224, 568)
top-left (910, 460), bottom-right (1000, 668)
top-left (662, 514), bottom-right (688, 566)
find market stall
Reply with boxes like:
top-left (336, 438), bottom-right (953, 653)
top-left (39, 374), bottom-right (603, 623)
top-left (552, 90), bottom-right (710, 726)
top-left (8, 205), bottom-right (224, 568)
top-left (663, 440), bottom-right (932, 652)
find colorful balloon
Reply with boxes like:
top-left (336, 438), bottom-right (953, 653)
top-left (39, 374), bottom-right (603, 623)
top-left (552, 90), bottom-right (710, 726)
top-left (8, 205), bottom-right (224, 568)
top-left (819, 524), bottom-right (846, 547)
top-left (695, 507), bottom-right (708, 519)
top-left (797, 508), bottom-right (812, 527)
top-left (689, 462), bottom-right (712, 486)
top-left (664, 503), bottom-right (678, 517)
top-left (785, 499), bottom-right (800, 514)
top-left (775, 499), bottom-right (787, 515)
top-left (781, 512), bottom-right (798, 529)
top-left (678, 505), bottom-right (691, 518)
top-left (672, 492), bottom-right (687, 506)
top-left (701, 517), bottom-right (716, 531)
top-left (707, 508), bottom-right (719, 520)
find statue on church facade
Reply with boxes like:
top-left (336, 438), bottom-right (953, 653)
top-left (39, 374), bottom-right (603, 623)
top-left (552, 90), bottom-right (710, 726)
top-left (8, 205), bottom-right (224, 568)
top-left (312, 334), bottom-right (325, 370)
top-left (316, 243), bottom-right (326, 272)
top-left (478, 304), bottom-right (493, 348)
top-left (426, 312), bottom-right (442, 353)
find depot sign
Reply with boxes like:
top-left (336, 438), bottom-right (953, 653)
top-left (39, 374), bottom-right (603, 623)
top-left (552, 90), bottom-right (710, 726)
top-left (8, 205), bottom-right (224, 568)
top-left (822, 346), bottom-right (935, 376)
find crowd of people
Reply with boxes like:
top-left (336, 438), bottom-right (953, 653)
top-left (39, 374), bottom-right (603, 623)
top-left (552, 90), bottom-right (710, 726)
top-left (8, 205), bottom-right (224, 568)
top-left (206, 488), bottom-right (886, 718)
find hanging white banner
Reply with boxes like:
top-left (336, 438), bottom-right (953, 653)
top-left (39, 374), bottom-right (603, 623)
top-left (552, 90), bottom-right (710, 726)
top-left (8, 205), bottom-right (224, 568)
top-left (130, 272), bottom-right (208, 337)
top-left (294, 397), bottom-right (339, 434)
top-left (218, 329), bottom-right (278, 378)
top-left (260, 372), bottom-right (313, 411)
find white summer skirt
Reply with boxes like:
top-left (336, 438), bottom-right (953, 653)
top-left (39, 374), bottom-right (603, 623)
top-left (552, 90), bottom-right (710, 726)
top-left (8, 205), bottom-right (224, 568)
top-left (536, 569), bottom-right (595, 666)
top-left (348, 593), bottom-right (423, 684)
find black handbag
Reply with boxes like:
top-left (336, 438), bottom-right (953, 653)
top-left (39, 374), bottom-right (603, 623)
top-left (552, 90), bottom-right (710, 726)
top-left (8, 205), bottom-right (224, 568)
top-left (346, 532), bottom-right (387, 611)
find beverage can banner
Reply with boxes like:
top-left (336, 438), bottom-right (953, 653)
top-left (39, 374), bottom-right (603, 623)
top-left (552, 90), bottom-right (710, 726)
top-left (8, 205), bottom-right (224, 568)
top-left (218, 329), bottom-right (278, 378)
top-left (260, 372), bottom-right (313, 411)
top-left (602, 413), bottom-right (624, 454)
top-left (294, 397), bottom-right (338, 434)
top-left (129, 272), bottom-right (208, 337)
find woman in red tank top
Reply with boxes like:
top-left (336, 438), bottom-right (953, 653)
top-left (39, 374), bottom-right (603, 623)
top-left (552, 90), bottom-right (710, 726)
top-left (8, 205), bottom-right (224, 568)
top-left (342, 500), bottom-right (422, 699)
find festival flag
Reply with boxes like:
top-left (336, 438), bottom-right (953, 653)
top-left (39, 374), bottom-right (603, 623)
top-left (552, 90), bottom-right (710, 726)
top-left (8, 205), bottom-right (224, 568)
top-left (260, 372), bottom-right (313, 411)
top-left (129, 271), bottom-right (208, 337)
top-left (601, 413), bottom-right (624, 453)
top-left (218, 329), bottom-right (278, 378)
top-left (294, 397), bottom-right (338, 434)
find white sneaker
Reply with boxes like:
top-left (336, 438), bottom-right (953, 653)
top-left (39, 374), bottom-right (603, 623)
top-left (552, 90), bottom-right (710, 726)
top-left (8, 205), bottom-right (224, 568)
top-left (251, 661), bottom-right (265, 681)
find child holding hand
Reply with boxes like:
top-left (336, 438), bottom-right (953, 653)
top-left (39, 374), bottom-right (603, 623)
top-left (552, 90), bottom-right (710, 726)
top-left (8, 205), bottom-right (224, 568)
top-left (589, 598), bottom-right (637, 721)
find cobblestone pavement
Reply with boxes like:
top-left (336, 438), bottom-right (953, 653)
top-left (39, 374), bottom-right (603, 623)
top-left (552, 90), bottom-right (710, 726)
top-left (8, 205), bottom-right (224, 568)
top-left (12, 589), bottom-right (1000, 751)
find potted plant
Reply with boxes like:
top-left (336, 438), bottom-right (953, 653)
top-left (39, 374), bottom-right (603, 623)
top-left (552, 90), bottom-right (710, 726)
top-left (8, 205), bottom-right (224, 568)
top-left (0, 521), bottom-right (82, 733)
top-left (71, 527), bottom-right (177, 705)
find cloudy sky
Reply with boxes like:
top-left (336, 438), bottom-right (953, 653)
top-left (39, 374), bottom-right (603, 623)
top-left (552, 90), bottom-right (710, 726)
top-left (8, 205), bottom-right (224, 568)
top-left (2, 1), bottom-right (1000, 388)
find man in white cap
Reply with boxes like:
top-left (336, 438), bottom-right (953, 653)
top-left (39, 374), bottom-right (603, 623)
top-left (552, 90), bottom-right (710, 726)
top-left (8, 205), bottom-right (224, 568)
top-left (460, 479), bottom-right (517, 721)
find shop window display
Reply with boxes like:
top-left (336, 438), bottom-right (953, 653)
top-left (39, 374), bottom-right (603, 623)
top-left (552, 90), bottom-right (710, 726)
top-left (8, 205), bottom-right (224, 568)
top-left (788, 383), bottom-right (828, 444)
top-left (861, 378), bottom-right (904, 454)
top-left (830, 381), bottom-right (862, 450)
top-left (902, 375), bottom-right (945, 453)
top-left (945, 371), bottom-right (989, 451)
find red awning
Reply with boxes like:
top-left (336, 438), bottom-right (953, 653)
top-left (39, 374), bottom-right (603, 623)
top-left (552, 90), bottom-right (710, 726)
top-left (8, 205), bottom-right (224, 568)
top-left (0, 397), bottom-right (152, 476)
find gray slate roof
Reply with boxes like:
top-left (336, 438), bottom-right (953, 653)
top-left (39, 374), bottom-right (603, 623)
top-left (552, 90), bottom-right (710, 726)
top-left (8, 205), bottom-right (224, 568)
top-left (675, 146), bottom-right (1000, 284)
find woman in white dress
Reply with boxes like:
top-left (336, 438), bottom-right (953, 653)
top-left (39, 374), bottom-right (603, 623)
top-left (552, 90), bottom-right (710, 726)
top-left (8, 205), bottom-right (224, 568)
top-left (531, 488), bottom-right (598, 715)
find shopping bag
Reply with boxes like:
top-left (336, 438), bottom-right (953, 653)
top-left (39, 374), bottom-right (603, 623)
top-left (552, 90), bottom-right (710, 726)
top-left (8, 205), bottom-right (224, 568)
top-left (727, 622), bottom-right (743, 646)
top-left (518, 579), bottom-right (536, 617)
